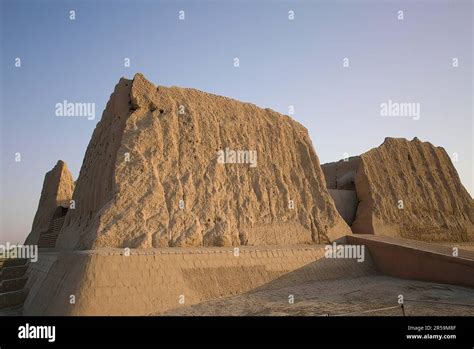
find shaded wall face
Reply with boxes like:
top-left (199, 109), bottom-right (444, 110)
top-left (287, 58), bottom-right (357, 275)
top-left (56, 78), bottom-right (133, 251)
top-left (322, 158), bottom-right (360, 228)
top-left (328, 189), bottom-right (358, 226)
top-left (347, 235), bottom-right (474, 289)
top-left (321, 157), bottom-right (360, 191)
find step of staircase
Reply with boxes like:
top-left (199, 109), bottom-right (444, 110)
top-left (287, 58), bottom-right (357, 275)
top-left (37, 216), bottom-right (66, 249)
top-left (51, 216), bottom-right (65, 233)
top-left (2, 258), bottom-right (29, 268)
top-left (0, 289), bottom-right (28, 309)
top-left (38, 233), bottom-right (59, 248)
top-left (0, 304), bottom-right (23, 316)
top-left (0, 265), bottom-right (28, 281)
top-left (0, 277), bottom-right (28, 293)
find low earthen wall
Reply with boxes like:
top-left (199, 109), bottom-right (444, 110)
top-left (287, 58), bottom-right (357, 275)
top-left (347, 235), bottom-right (474, 288)
top-left (23, 245), bottom-right (375, 315)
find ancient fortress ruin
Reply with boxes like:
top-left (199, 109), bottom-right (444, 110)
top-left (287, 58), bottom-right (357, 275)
top-left (5, 73), bottom-right (472, 315)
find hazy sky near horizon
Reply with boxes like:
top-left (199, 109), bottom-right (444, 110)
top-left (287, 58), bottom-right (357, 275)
top-left (1, 0), bottom-right (472, 244)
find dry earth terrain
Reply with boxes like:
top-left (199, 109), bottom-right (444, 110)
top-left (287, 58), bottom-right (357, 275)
top-left (161, 275), bottom-right (474, 316)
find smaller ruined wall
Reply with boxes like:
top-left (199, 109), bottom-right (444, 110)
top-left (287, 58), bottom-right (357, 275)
top-left (347, 235), bottom-right (474, 288)
top-left (23, 245), bottom-right (375, 315)
top-left (25, 161), bottom-right (74, 245)
top-left (323, 138), bottom-right (473, 242)
top-left (352, 138), bottom-right (473, 241)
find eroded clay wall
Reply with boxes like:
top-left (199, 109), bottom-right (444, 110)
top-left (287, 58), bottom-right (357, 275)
top-left (25, 161), bottom-right (75, 245)
top-left (323, 138), bottom-right (473, 242)
top-left (56, 74), bottom-right (350, 250)
top-left (352, 138), bottom-right (473, 241)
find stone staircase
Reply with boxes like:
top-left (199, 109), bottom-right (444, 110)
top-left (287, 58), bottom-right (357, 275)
top-left (37, 216), bottom-right (66, 249)
top-left (0, 258), bottom-right (29, 311)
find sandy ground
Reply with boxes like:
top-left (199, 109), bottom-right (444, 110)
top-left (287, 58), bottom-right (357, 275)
top-left (4, 274), bottom-right (472, 316)
top-left (160, 275), bottom-right (474, 316)
top-left (3, 270), bottom-right (473, 317)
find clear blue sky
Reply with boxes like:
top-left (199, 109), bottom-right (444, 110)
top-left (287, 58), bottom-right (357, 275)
top-left (1, 0), bottom-right (472, 244)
